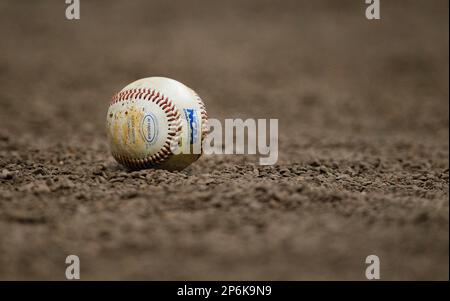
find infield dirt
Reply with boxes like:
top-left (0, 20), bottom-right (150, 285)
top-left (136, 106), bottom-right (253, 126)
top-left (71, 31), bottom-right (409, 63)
top-left (0, 0), bottom-right (448, 280)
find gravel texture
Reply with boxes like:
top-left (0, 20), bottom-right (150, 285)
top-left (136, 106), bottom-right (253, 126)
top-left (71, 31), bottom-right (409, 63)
top-left (0, 0), bottom-right (448, 280)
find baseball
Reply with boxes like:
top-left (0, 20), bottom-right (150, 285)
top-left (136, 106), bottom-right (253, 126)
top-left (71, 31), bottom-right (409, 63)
top-left (106, 77), bottom-right (208, 170)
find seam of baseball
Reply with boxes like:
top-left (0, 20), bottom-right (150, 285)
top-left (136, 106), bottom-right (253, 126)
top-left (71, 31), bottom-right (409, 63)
top-left (191, 90), bottom-right (209, 141)
top-left (109, 88), bottom-right (182, 169)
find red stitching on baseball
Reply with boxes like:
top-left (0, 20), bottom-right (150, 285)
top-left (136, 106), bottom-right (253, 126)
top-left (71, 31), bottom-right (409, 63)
top-left (190, 90), bottom-right (209, 142)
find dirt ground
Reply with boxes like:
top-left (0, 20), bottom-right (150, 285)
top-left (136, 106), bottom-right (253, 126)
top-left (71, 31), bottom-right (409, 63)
top-left (0, 0), bottom-right (448, 280)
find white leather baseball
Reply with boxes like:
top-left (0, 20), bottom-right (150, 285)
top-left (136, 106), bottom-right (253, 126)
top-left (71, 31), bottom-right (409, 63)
top-left (106, 77), bottom-right (208, 170)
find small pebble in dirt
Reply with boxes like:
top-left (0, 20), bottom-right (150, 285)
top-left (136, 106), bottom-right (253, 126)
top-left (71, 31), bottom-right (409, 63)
top-left (1, 169), bottom-right (13, 180)
top-left (34, 182), bottom-right (51, 193)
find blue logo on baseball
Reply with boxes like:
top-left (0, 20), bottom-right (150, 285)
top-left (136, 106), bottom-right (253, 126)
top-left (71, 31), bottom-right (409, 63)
top-left (184, 108), bottom-right (198, 144)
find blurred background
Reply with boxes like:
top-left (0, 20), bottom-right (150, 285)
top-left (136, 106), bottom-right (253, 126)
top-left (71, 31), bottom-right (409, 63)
top-left (0, 0), bottom-right (448, 142)
top-left (0, 0), bottom-right (448, 280)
